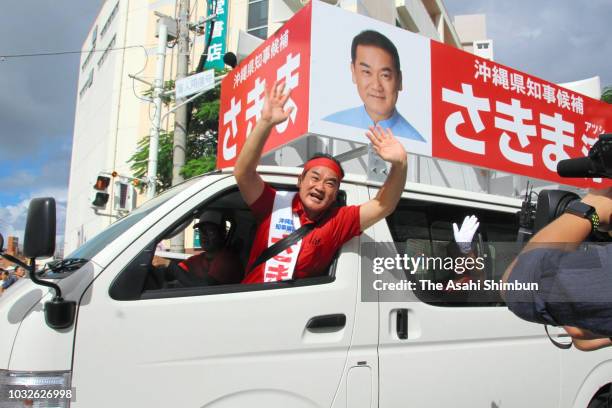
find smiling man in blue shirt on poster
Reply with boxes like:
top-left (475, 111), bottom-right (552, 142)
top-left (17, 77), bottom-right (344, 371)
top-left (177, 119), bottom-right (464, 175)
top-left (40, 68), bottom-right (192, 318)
top-left (324, 30), bottom-right (425, 143)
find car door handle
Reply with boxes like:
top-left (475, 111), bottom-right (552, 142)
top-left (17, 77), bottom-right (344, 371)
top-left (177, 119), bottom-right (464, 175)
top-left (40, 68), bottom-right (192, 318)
top-left (306, 314), bottom-right (346, 332)
top-left (396, 309), bottom-right (408, 340)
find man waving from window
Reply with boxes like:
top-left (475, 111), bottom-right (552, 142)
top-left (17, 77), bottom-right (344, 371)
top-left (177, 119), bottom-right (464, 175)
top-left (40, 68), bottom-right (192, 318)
top-left (234, 81), bottom-right (408, 284)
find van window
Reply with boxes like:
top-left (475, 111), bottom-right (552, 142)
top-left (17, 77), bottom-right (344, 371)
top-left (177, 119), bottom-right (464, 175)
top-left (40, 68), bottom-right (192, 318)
top-left (110, 186), bottom-right (346, 300)
top-left (386, 198), bottom-right (520, 307)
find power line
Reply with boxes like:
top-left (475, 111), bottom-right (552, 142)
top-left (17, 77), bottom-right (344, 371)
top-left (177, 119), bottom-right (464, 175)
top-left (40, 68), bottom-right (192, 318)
top-left (0, 45), bottom-right (155, 60)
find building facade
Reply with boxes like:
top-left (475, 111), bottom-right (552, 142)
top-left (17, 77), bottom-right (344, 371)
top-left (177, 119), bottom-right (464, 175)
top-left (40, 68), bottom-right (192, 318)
top-left (453, 14), bottom-right (493, 60)
top-left (6, 236), bottom-right (18, 256)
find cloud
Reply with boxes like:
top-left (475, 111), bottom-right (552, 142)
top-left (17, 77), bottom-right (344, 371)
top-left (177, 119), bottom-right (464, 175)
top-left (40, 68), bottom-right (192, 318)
top-left (445, 0), bottom-right (612, 88)
top-left (0, 188), bottom-right (67, 254)
top-left (515, 28), bottom-right (542, 41)
top-left (0, 140), bottom-right (72, 206)
top-left (0, 201), bottom-right (28, 240)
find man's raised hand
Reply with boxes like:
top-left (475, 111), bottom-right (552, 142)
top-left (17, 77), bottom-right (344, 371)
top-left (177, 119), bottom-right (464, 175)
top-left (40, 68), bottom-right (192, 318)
top-left (366, 125), bottom-right (407, 165)
top-left (261, 81), bottom-right (293, 126)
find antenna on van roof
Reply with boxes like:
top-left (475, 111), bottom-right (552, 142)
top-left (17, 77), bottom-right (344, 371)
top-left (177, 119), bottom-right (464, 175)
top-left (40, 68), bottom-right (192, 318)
top-left (516, 180), bottom-right (537, 244)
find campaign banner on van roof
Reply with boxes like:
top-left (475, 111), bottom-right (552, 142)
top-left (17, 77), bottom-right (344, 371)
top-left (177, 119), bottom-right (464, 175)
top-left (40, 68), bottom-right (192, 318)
top-left (218, 0), bottom-right (612, 188)
top-left (431, 42), bottom-right (612, 188)
top-left (216, 3), bottom-right (311, 169)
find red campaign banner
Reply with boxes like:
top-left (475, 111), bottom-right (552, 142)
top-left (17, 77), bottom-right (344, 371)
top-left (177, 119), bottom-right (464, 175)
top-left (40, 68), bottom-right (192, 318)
top-left (216, 2), bottom-right (312, 169)
top-left (431, 40), bottom-right (612, 188)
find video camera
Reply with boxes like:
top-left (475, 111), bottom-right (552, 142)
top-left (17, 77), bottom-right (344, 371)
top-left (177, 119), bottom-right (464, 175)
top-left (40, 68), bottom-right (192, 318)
top-left (517, 134), bottom-right (612, 242)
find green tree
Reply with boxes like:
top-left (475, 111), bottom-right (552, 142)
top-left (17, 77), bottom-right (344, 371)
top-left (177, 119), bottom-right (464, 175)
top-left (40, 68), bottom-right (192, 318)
top-left (602, 86), bottom-right (612, 104)
top-left (129, 69), bottom-right (226, 193)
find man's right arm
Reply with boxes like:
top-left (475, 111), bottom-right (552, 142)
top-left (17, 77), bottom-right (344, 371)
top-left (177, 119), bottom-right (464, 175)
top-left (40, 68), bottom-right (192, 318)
top-left (233, 120), bottom-right (274, 205)
top-left (233, 81), bottom-right (293, 206)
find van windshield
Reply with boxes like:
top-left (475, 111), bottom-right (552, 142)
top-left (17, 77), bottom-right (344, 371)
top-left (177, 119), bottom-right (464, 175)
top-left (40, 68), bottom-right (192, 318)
top-left (62, 177), bottom-right (205, 263)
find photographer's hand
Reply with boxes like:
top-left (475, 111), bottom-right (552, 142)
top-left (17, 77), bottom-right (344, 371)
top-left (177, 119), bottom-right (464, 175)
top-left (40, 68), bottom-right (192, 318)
top-left (564, 326), bottom-right (612, 351)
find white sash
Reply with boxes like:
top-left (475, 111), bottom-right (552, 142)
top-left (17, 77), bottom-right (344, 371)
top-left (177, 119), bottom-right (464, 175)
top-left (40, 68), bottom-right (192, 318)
top-left (263, 191), bottom-right (302, 282)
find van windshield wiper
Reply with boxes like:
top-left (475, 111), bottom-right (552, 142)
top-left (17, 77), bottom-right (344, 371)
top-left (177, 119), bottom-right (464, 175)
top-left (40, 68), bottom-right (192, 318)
top-left (44, 258), bottom-right (89, 275)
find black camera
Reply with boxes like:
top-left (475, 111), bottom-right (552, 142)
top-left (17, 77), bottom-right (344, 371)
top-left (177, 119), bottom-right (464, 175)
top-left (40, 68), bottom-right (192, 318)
top-left (517, 134), bottom-right (612, 242)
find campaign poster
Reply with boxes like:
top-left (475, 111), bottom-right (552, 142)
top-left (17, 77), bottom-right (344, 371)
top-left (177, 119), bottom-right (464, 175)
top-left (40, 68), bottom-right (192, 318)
top-left (308, 2), bottom-right (432, 158)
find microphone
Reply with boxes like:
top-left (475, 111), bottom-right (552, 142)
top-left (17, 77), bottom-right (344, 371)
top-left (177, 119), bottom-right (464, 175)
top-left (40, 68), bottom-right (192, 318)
top-left (556, 134), bottom-right (612, 179)
top-left (557, 157), bottom-right (598, 178)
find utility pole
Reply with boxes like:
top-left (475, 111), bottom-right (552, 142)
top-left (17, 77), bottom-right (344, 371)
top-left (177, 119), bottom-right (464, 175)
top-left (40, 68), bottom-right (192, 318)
top-left (173, 0), bottom-right (190, 188)
top-left (171, 0), bottom-right (190, 252)
top-left (147, 18), bottom-right (169, 200)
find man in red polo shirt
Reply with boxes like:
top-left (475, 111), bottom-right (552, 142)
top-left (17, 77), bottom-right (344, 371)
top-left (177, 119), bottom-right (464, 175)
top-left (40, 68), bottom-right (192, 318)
top-left (155, 211), bottom-right (244, 286)
top-left (176, 210), bottom-right (244, 285)
top-left (234, 81), bottom-right (408, 284)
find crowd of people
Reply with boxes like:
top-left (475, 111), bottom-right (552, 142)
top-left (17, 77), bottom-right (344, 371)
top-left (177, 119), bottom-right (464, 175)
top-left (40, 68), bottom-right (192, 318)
top-left (0, 267), bottom-right (25, 295)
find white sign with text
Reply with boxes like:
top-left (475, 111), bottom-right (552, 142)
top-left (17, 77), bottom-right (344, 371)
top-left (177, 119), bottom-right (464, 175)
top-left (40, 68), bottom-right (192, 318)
top-left (175, 69), bottom-right (215, 99)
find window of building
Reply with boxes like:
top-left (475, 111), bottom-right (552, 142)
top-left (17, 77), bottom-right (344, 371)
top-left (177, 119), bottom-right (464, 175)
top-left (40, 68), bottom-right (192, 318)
top-left (100, 2), bottom-right (120, 38)
top-left (386, 198), bottom-right (520, 307)
top-left (81, 26), bottom-right (98, 71)
top-left (81, 50), bottom-right (94, 72)
top-left (91, 26), bottom-right (98, 49)
top-left (247, 0), bottom-right (268, 39)
top-left (97, 35), bottom-right (117, 68)
top-left (78, 70), bottom-right (94, 99)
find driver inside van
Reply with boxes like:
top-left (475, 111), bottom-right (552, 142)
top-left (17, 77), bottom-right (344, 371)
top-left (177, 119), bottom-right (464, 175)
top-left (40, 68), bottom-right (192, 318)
top-left (234, 80), bottom-right (408, 283)
top-left (158, 210), bottom-right (244, 286)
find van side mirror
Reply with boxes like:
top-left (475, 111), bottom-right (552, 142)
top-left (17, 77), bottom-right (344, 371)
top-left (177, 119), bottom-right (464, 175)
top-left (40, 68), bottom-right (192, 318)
top-left (21, 198), bottom-right (75, 330)
top-left (0, 233), bottom-right (4, 253)
top-left (23, 198), bottom-right (56, 258)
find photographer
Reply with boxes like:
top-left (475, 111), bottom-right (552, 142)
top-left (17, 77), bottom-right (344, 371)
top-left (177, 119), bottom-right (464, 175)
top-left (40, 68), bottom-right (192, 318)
top-left (502, 188), bottom-right (612, 351)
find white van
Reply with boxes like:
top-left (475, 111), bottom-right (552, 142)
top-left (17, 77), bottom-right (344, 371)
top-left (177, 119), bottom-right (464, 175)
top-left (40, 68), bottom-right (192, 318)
top-left (1, 166), bottom-right (611, 408)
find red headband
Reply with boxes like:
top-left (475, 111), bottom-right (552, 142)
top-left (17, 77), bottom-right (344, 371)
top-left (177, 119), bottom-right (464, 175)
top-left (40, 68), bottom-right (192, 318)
top-left (303, 158), bottom-right (343, 180)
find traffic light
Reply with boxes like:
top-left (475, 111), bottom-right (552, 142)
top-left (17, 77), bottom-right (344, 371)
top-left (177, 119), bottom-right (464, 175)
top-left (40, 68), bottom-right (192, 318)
top-left (114, 181), bottom-right (136, 212)
top-left (91, 175), bottom-right (110, 208)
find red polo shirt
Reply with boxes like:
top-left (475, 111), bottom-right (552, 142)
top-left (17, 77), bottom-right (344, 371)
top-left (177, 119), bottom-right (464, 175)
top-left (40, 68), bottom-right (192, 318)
top-left (242, 183), bottom-right (362, 284)
top-left (179, 249), bottom-right (244, 285)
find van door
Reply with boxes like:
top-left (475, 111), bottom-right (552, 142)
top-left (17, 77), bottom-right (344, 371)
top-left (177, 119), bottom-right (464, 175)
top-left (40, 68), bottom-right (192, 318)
top-left (71, 177), bottom-right (362, 408)
top-left (372, 192), bottom-right (561, 408)
top-left (331, 182), bottom-right (379, 408)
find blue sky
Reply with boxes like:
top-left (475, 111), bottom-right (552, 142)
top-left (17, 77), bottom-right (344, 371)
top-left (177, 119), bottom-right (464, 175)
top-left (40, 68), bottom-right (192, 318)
top-left (0, 0), bottom-right (104, 245)
top-left (444, 0), bottom-right (611, 87)
top-left (0, 0), bottom-right (610, 249)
